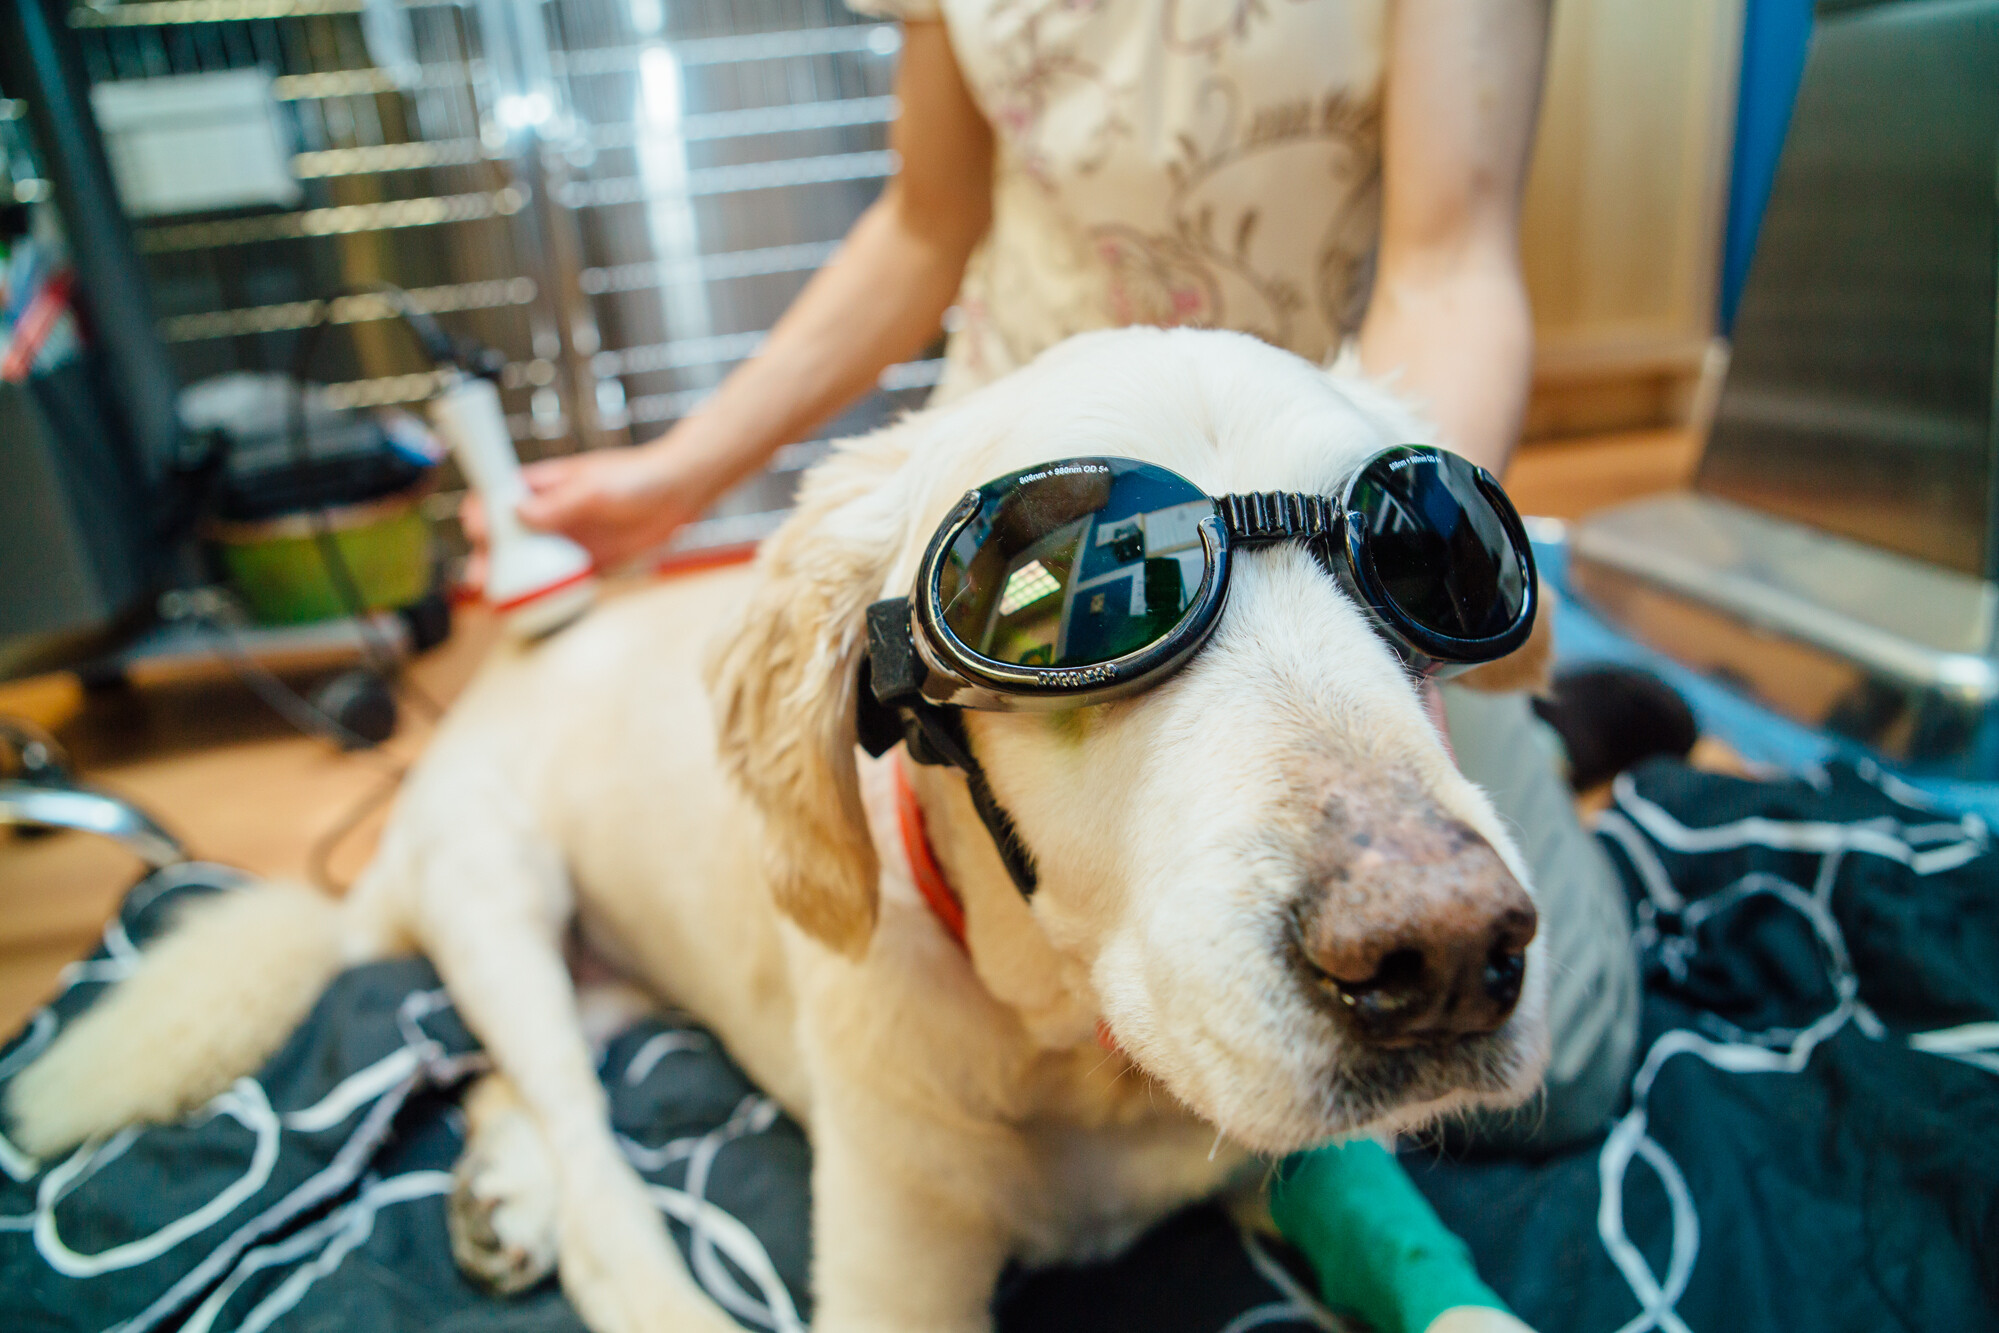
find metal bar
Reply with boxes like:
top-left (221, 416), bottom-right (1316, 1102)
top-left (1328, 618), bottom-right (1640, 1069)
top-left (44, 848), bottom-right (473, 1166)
top-left (592, 329), bottom-right (767, 379)
top-left (0, 782), bottom-right (186, 868)
top-left (587, 95), bottom-right (896, 148)
top-left (69, 0), bottom-right (457, 27)
top-left (72, 0), bottom-right (366, 24)
top-left (770, 439), bottom-right (834, 473)
top-left (136, 187), bottom-right (525, 251)
top-left (551, 24), bottom-right (896, 75)
top-left (307, 354), bottom-right (555, 410)
top-left (157, 277), bottom-right (538, 342)
top-left (557, 150), bottom-right (894, 209)
top-left (161, 20), bottom-right (892, 94)
top-left (624, 384), bottom-right (717, 426)
top-left (579, 240), bottom-right (837, 296)
top-left (289, 97), bottom-right (897, 177)
top-left (515, 138), bottom-right (614, 449)
top-left (879, 358), bottom-right (946, 392)
top-left (270, 62), bottom-right (482, 100)
top-left (665, 509), bottom-right (789, 552)
top-left (315, 369), bottom-right (453, 409)
top-left (292, 139), bottom-right (489, 176)
top-left (623, 358), bottom-right (942, 425)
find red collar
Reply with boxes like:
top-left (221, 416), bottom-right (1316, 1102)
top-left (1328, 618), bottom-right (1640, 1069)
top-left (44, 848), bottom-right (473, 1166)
top-left (891, 757), bottom-right (1120, 1055)
top-left (892, 755), bottom-right (969, 951)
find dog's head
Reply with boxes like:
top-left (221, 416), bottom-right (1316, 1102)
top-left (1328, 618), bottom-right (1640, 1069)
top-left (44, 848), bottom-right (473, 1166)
top-left (708, 328), bottom-right (1551, 1151)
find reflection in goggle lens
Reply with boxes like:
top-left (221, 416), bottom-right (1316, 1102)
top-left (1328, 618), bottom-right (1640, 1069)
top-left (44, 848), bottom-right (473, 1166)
top-left (939, 460), bottom-right (1216, 668)
top-left (1349, 450), bottom-right (1526, 642)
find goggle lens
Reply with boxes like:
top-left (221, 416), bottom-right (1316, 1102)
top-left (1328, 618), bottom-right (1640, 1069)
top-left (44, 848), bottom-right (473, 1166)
top-left (938, 459), bottom-right (1216, 668)
top-left (1348, 449), bottom-right (1528, 643)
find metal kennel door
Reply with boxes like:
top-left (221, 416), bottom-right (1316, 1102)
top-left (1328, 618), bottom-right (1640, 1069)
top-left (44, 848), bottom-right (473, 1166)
top-left (65, 0), bottom-right (936, 552)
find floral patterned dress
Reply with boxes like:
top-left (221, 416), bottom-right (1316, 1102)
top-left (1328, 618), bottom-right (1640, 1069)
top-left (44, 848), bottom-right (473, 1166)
top-left (849, 0), bottom-right (1387, 401)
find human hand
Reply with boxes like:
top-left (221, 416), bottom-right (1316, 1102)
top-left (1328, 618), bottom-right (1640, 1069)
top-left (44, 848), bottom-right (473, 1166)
top-left (459, 440), bottom-right (723, 592)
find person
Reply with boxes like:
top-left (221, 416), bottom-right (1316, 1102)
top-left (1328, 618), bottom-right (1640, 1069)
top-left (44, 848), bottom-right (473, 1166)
top-left (468, 0), bottom-right (1638, 1150)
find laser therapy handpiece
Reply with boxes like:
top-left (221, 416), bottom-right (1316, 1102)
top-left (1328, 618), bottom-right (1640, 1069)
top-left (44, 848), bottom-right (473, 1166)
top-left (429, 371), bottom-right (597, 639)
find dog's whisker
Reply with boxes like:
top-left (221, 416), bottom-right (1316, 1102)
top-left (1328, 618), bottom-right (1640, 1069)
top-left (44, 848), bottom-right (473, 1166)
top-left (1539, 952), bottom-right (1583, 983)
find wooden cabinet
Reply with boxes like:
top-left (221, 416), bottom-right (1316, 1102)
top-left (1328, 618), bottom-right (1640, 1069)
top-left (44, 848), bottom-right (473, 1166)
top-left (1521, 0), bottom-right (1743, 436)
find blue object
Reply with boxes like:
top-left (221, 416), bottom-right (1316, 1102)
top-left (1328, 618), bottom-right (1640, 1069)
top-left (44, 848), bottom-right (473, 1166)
top-left (1720, 0), bottom-right (1814, 331)
top-left (1538, 537), bottom-right (1999, 824)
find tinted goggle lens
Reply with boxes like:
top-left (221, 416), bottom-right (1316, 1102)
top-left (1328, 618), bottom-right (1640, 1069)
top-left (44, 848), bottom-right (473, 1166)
top-left (1347, 449), bottom-right (1528, 644)
top-left (938, 460), bottom-right (1216, 668)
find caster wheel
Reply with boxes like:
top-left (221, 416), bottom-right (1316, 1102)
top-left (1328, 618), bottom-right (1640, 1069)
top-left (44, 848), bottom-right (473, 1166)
top-left (77, 663), bottom-right (133, 694)
top-left (399, 590), bottom-right (453, 654)
top-left (314, 669), bottom-right (398, 749)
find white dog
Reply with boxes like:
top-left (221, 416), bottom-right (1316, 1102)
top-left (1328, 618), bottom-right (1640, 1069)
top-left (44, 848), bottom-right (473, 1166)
top-left (10, 328), bottom-right (1550, 1333)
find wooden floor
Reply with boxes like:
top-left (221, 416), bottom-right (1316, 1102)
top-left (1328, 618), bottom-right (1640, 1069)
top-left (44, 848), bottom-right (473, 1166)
top-left (0, 427), bottom-right (1703, 1036)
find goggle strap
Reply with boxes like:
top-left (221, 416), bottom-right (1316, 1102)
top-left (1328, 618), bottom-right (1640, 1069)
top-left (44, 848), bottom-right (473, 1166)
top-left (895, 701), bottom-right (1040, 898)
top-left (961, 748), bottom-right (1041, 897)
top-left (1216, 491), bottom-right (1340, 545)
top-left (861, 603), bottom-right (1040, 897)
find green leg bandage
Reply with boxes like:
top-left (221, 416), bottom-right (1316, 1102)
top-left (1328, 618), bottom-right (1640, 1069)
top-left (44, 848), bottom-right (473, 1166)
top-left (1268, 1140), bottom-right (1510, 1333)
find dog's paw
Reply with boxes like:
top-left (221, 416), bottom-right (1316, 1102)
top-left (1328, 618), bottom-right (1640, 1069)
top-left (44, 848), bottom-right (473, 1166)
top-left (554, 1151), bottom-right (742, 1333)
top-left (448, 1101), bottom-right (560, 1295)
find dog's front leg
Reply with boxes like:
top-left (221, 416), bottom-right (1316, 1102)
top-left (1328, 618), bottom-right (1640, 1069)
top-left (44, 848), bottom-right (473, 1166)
top-left (405, 824), bottom-right (739, 1333)
top-left (807, 1084), bottom-right (1017, 1333)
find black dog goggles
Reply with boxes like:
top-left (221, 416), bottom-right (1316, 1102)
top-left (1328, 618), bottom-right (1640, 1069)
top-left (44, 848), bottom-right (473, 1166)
top-left (867, 445), bottom-right (1536, 714)
top-left (858, 447), bottom-right (1537, 896)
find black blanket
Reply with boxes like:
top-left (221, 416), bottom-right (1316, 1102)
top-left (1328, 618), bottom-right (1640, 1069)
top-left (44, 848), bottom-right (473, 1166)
top-left (1411, 760), bottom-right (1999, 1333)
top-left (0, 871), bottom-right (1328, 1333)
top-left (3, 759), bottom-right (1995, 1333)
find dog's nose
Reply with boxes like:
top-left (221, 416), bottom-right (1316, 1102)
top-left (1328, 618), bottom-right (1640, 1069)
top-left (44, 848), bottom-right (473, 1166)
top-left (1299, 815), bottom-right (1537, 1046)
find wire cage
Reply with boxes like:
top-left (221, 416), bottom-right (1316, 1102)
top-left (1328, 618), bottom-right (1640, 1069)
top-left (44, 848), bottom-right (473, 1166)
top-left (64, 0), bottom-right (935, 555)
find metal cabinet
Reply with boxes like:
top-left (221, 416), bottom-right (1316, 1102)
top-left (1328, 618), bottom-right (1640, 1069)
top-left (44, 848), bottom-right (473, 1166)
top-left (1569, 0), bottom-right (1999, 779)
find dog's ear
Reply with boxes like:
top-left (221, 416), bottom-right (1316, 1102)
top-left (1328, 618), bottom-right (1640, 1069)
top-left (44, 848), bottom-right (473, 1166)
top-left (1454, 600), bottom-right (1555, 696)
top-left (705, 429), bottom-right (916, 957)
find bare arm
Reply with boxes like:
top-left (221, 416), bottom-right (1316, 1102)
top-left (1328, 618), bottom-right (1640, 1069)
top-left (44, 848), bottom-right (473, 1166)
top-left (480, 22), bottom-right (992, 574)
top-left (1357, 0), bottom-right (1551, 475)
top-left (644, 20), bottom-right (993, 504)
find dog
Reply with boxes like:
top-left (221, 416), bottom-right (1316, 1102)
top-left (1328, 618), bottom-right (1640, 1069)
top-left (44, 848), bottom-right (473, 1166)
top-left (9, 327), bottom-right (1551, 1333)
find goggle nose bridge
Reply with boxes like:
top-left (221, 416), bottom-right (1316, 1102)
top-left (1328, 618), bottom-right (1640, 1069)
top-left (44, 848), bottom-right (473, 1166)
top-left (1215, 491), bottom-right (1345, 545)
